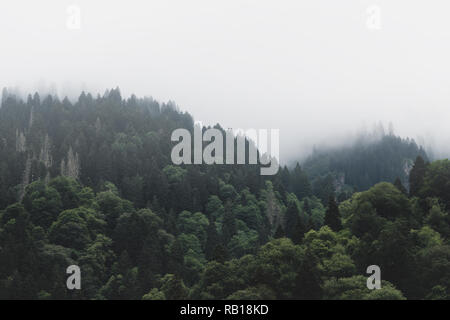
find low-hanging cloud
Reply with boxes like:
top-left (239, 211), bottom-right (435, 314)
top-left (2, 0), bottom-right (450, 162)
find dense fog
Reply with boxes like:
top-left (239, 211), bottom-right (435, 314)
top-left (2, 0), bottom-right (450, 161)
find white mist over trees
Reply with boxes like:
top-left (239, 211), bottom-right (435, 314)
top-left (2, 1), bottom-right (450, 161)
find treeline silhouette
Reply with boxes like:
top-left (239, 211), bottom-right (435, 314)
top-left (0, 89), bottom-right (448, 300)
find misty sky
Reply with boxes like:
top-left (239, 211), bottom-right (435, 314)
top-left (1, 0), bottom-right (450, 162)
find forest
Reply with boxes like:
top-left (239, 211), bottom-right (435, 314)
top-left (0, 88), bottom-right (449, 300)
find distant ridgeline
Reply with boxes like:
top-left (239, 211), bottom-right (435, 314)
top-left (1, 88), bottom-right (450, 300)
top-left (302, 133), bottom-right (428, 201)
top-left (0, 88), bottom-right (428, 209)
top-left (0, 88), bottom-right (277, 211)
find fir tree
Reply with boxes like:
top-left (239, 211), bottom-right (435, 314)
top-left (274, 224), bottom-right (285, 238)
top-left (394, 177), bottom-right (407, 195)
top-left (284, 200), bottom-right (300, 239)
top-left (291, 218), bottom-right (306, 245)
top-left (324, 196), bottom-right (342, 231)
top-left (212, 244), bottom-right (229, 263)
top-left (409, 156), bottom-right (427, 197)
top-left (205, 218), bottom-right (220, 260)
top-left (221, 200), bottom-right (236, 244)
top-left (292, 163), bottom-right (311, 200)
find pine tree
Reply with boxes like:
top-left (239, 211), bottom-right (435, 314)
top-left (162, 274), bottom-right (189, 300)
top-left (291, 218), bottom-right (306, 245)
top-left (284, 200), bottom-right (300, 239)
top-left (169, 238), bottom-right (184, 276)
top-left (212, 244), bottom-right (229, 263)
top-left (409, 156), bottom-right (427, 197)
top-left (205, 218), bottom-right (220, 260)
top-left (393, 177), bottom-right (407, 195)
top-left (221, 200), bottom-right (236, 244)
top-left (294, 250), bottom-right (322, 299)
top-left (303, 198), bottom-right (312, 215)
top-left (165, 209), bottom-right (178, 235)
top-left (292, 163), bottom-right (311, 200)
top-left (313, 174), bottom-right (335, 204)
top-left (274, 224), bottom-right (285, 238)
top-left (324, 196), bottom-right (342, 231)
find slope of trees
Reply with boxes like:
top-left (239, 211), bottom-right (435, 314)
top-left (0, 90), bottom-right (448, 300)
top-left (302, 132), bottom-right (428, 200)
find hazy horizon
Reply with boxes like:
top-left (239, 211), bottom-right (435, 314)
top-left (2, 0), bottom-right (450, 161)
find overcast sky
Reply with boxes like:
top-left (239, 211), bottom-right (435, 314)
top-left (1, 0), bottom-right (450, 161)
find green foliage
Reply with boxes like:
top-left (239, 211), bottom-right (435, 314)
top-left (421, 159), bottom-right (450, 208)
top-left (324, 196), bottom-right (342, 231)
top-left (409, 156), bottom-right (427, 197)
top-left (176, 211), bottom-right (209, 245)
top-left (228, 230), bottom-right (259, 257)
top-left (356, 182), bottom-right (411, 220)
top-left (160, 274), bottom-right (189, 300)
top-left (23, 181), bottom-right (62, 228)
top-left (221, 201), bottom-right (237, 244)
top-left (323, 276), bottom-right (405, 300)
top-left (304, 134), bottom-right (427, 192)
top-left (49, 208), bottom-right (92, 250)
top-left (142, 288), bottom-right (166, 300)
top-left (0, 90), bottom-right (447, 300)
top-left (226, 285), bottom-right (276, 300)
top-left (284, 199), bottom-right (301, 239)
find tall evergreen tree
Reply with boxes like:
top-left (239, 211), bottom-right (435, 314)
top-left (205, 218), bottom-right (220, 260)
top-left (313, 174), bottom-right (335, 204)
top-left (324, 196), bottom-right (342, 231)
top-left (221, 201), bottom-right (236, 244)
top-left (409, 156), bottom-right (427, 197)
top-left (212, 244), bottom-right (229, 263)
top-left (292, 163), bottom-right (311, 200)
top-left (303, 198), bottom-right (312, 215)
top-left (274, 224), bottom-right (285, 239)
top-left (284, 200), bottom-right (300, 239)
top-left (393, 177), bottom-right (407, 195)
top-left (291, 218), bottom-right (306, 245)
top-left (294, 251), bottom-right (322, 299)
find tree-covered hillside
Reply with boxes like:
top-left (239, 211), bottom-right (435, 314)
top-left (0, 89), bottom-right (448, 300)
top-left (302, 132), bottom-right (428, 202)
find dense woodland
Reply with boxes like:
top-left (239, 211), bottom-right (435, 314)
top-left (0, 89), bottom-right (449, 300)
top-left (302, 132), bottom-right (429, 202)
